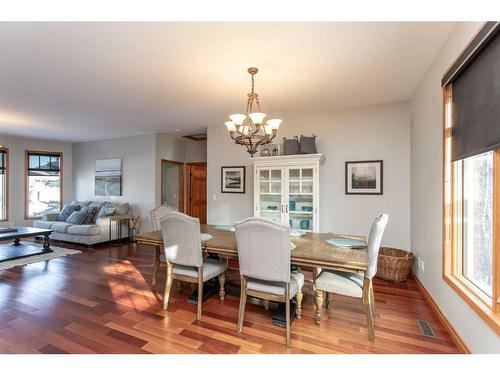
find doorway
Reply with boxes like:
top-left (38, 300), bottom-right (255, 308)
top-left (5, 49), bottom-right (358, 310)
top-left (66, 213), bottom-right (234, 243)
top-left (186, 163), bottom-right (207, 224)
top-left (160, 160), bottom-right (184, 212)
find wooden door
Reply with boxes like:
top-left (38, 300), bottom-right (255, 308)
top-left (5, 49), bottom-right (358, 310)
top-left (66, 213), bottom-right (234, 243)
top-left (187, 163), bottom-right (207, 224)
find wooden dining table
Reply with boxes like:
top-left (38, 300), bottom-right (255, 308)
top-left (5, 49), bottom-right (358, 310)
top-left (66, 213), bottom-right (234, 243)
top-left (135, 224), bottom-right (368, 271)
top-left (135, 224), bottom-right (368, 314)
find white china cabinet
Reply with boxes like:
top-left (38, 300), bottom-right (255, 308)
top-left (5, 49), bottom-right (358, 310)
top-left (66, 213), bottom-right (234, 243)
top-left (252, 153), bottom-right (324, 233)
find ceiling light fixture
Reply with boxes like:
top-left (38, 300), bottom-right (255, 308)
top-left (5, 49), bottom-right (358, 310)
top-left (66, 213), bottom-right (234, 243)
top-left (225, 67), bottom-right (282, 157)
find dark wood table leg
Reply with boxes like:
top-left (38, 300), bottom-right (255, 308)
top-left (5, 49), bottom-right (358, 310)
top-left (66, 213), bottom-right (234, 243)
top-left (13, 237), bottom-right (21, 246)
top-left (43, 233), bottom-right (53, 253)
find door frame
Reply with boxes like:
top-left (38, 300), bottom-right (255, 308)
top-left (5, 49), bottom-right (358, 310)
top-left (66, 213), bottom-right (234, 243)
top-left (160, 159), bottom-right (185, 212)
top-left (186, 162), bottom-right (207, 217)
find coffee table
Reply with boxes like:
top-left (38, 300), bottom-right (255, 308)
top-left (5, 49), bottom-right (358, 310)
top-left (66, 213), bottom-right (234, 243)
top-left (0, 227), bottom-right (53, 263)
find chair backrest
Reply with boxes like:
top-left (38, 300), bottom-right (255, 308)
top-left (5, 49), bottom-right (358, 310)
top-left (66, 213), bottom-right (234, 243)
top-left (151, 205), bottom-right (177, 231)
top-left (160, 212), bottom-right (203, 268)
top-left (235, 217), bottom-right (291, 283)
top-left (365, 213), bottom-right (389, 279)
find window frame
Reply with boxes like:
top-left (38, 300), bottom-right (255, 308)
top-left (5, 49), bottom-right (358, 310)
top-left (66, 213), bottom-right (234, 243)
top-left (24, 150), bottom-right (63, 220)
top-left (0, 146), bottom-right (8, 222)
top-left (442, 85), bottom-right (500, 334)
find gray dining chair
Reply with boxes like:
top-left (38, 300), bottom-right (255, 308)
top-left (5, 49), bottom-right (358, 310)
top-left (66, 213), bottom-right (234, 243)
top-left (314, 214), bottom-right (388, 341)
top-left (151, 204), bottom-right (177, 286)
top-left (160, 212), bottom-right (227, 320)
top-left (235, 217), bottom-right (304, 348)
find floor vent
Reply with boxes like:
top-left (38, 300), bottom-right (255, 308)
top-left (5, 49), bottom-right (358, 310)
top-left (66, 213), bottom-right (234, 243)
top-left (417, 319), bottom-right (437, 338)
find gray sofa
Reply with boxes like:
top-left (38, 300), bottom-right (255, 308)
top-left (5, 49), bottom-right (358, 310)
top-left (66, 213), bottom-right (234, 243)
top-left (33, 201), bottom-right (132, 246)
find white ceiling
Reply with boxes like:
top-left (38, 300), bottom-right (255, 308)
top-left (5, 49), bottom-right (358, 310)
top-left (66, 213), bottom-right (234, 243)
top-left (0, 22), bottom-right (455, 143)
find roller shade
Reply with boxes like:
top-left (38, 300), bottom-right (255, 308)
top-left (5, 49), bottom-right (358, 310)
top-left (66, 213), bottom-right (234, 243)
top-left (27, 153), bottom-right (61, 176)
top-left (0, 150), bottom-right (5, 175)
top-left (443, 22), bottom-right (500, 161)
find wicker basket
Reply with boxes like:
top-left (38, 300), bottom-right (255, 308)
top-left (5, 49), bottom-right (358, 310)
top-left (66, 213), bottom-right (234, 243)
top-left (376, 247), bottom-right (414, 282)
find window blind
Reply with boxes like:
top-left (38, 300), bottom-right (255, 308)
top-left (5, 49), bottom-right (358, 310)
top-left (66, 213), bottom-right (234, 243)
top-left (27, 153), bottom-right (61, 176)
top-left (0, 150), bottom-right (5, 175)
top-left (443, 22), bottom-right (500, 161)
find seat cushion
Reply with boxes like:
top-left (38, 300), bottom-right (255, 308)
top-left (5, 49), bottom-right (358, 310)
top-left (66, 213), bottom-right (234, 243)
top-left (247, 272), bottom-right (304, 297)
top-left (315, 270), bottom-right (364, 298)
top-left (159, 256), bottom-right (227, 282)
top-left (33, 220), bottom-right (58, 229)
top-left (51, 222), bottom-right (74, 233)
top-left (67, 225), bottom-right (101, 236)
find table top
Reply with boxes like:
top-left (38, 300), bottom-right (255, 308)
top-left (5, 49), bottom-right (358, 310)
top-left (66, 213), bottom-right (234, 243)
top-left (0, 227), bottom-right (53, 240)
top-left (135, 224), bottom-right (368, 271)
top-left (109, 215), bottom-right (131, 222)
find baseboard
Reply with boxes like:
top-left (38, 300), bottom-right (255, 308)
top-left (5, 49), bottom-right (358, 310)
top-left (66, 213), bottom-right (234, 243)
top-left (410, 271), bottom-right (471, 354)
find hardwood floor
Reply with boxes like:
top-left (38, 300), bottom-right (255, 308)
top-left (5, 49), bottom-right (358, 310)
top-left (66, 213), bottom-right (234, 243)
top-left (0, 240), bottom-right (460, 354)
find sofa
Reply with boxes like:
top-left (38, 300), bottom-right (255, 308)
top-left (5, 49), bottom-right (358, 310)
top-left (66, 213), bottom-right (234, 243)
top-left (33, 200), bottom-right (132, 246)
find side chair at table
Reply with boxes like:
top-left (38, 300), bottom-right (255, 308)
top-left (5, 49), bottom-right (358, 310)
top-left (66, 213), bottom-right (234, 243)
top-left (234, 217), bottom-right (304, 348)
top-left (314, 213), bottom-right (389, 341)
top-left (150, 204), bottom-right (177, 286)
top-left (160, 212), bottom-right (227, 320)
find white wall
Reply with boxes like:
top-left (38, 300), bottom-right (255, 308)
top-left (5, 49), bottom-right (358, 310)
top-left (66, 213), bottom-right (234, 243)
top-left (410, 22), bottom-right (500, 353)
top-left (0, 134), bottom-right (73, 227)
top-left (72, 134), bottom-right (156, 232)
top-left (208, 102), bottom-right (411, 249)
top-left (72, 133), bottom-right (207, 232)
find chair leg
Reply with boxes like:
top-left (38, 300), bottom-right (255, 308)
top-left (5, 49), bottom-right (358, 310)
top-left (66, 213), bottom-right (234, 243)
top-left (218, 273), bottom-right (226, 301)
top-left (370, 283), bottom-right (376, 313)
top-left (285, 283), bottom-right (291, 348)
top-left (262, 299), bottom-right (270, 311)
top-left (326, 292), bottom-right (333, 310)
top-left (314, 289), bottom-right (324, 325)
top-left (296, 289), bottom-right (303, 319)
top-left (363, 277), bottom-right (375, 341)
top-left (152, 259), bottom-right (160, 286)
top-left (197, 267), bottom-right (203, 320)
top-left (177, 280), bottom-right (183, 292)
top-left (365, 300), bottom-right (375, 341)
top-left (152, 246), bottom-right (161, 286)
top-left (237, 276), bottom-right (247, 333)
top-left (162, 263), bottom-right (174, 310)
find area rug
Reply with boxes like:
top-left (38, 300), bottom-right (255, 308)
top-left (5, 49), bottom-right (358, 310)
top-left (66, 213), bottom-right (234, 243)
top-left (0, 246), bottom-right (81, 270)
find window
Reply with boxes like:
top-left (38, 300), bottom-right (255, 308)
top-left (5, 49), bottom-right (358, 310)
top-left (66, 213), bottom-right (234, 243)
top-left (462, 152), bottom-right (493, 298)
top-left (442, 23), bottom-right (500, 333)
top-left (25, 151), bottom-right (63, 219)
top-left (443, 86), bottom-right (500, 333)
top-left (0, 147), bottom-right (8, 221)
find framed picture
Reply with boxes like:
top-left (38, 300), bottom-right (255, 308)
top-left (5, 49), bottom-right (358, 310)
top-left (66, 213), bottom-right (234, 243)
top-left (95, 158), bottom-right (122, 196)
top-left (345, 160), bottom-right (383, 195)
top-left (221, 166), bottom-right (245, 194)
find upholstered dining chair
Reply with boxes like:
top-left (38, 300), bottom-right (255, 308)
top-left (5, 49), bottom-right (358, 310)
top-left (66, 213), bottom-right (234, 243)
top-left (160, 212), bottom-right (227, 320)
top-left (151, 205), bottom-right (177, 285)
top-left (314, 213), bottom-right (389, 341)
top-left (235, 217), bottom-right (304, 348)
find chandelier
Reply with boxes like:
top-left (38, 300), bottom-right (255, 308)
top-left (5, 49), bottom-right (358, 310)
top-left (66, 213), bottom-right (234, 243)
top-left (225, 67), bottom-right (282, 157)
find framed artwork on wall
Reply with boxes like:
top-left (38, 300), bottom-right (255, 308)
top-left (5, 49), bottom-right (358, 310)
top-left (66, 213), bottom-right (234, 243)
top-left (95, 158), bottom-right (122, 196)
top-left (345, 160), bottom-right (383, 195)
top-left (221, 166), bottom-right (245, 194)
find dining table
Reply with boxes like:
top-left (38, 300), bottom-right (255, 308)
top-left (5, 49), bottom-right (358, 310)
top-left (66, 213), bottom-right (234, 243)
top-left (135, 224), bottom-right (368, 321)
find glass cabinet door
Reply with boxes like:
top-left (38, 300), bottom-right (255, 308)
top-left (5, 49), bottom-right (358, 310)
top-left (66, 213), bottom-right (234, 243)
top-left (257, 168), bottom-right (284, 223)
top-left (287, 167), bottom-right (314, 232)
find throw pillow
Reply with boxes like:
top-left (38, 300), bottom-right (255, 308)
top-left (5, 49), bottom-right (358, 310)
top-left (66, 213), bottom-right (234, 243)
top-left (66, 209), bottom-right (88, 225)
top-left (85, 206), bottom-right (100, 224)
top-left (97, 203), bottom-right (114, 218)
top-left (113, 202), bottom-right (129, 216)
top-left (58, 203), bottom-right (80, 221)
